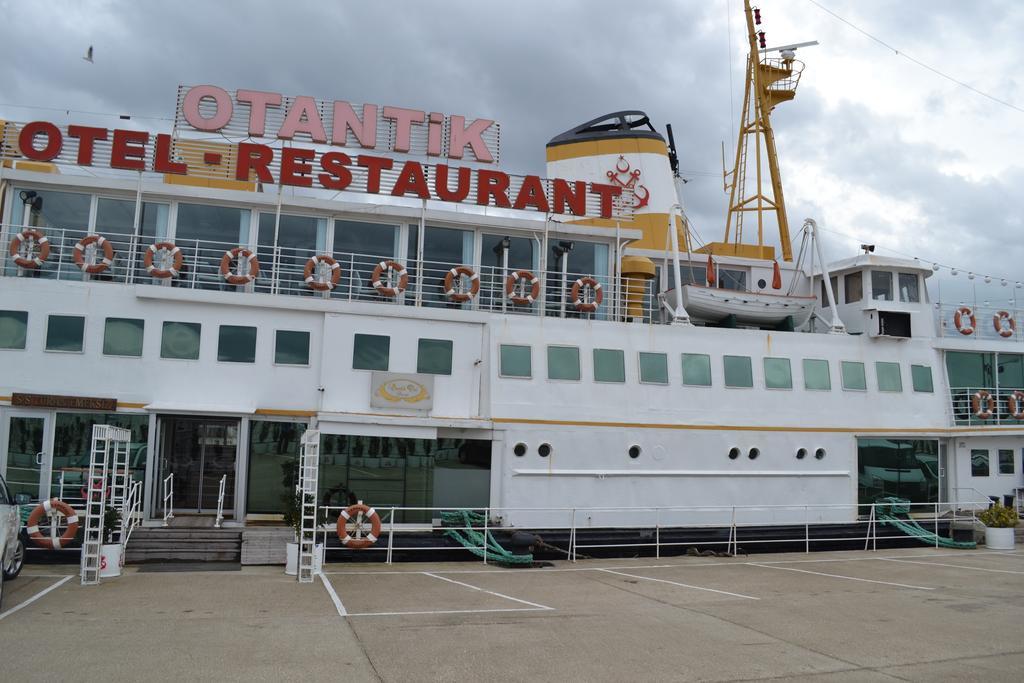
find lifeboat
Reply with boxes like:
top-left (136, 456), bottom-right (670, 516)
top-left (670, 284), bottom-right (816, 327)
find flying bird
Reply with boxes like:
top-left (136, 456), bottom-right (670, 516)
top-left (83, 46), bottom-right (93, 63)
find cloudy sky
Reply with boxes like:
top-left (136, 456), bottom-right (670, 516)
top-left (2, 0), bottom-right (1021, 305)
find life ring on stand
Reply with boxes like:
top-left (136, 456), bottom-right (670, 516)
top-left (571, 276), bottom-right (603, 313)
top-left (220, 247), bottom-right (260, 285)
top-left (371, 260), bottom-right (408, 297)
top-left (443, 266), bottom-right (479, 303)
top-left (8, 228), bottom-right (50, 269)
top-left (303, 255), bottom-right (341, 292)
top-left (953, 306), bottom-right (976, 335)
top-left (971, 390), bottom-right (996, 420)
top-left (73, 234), bottom-right (115, 274)
top-left (336, 502), bottom-right (381, 549)
top-left (144, 242), bottom-right (184, 279)
top-left (26, 498), bottom-right (79, 550)
top-left (506, 270), bottom-right (540, 306)
top-left (993, 311), bottom-right (1016, 338)
top-left (1007, 390), bottom-right (1024, 420)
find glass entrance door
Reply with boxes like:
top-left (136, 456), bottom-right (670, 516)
top-left (160, 417), bottom-right (237, 514)
top-left (2, 412), bottom-right (51, 500)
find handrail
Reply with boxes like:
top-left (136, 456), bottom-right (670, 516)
top-left (214, 474), bottom-right (227, 528)
top-left (162, 473), bottom-right (174, 527)
top-left (951, 487), bottom-right (994, 512)
top-left (122, 480), bottom-right (142, 546)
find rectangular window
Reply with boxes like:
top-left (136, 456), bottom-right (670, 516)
top-left (275, 330), bottom-right (310, 366)
top-left (0, 310), bottom-right (28, 349)
top-left (417, 338), bottom-right (453, 375)
top-left (723, 355), bottom-right (753, 388)
top-left (911, 365), bottom-right (934, 393)
top-left (875, 362), bottom-right (903, 392)
top-left (820, 276), bottom-right (837, 305)
top-left (353, 333), bottom-right (390, 371)
top-left (246, 420), bottom-right (306, 514)
top-left (898, 272), bottom-right (920, 303)
top-left (841, 361), bottom-right (867, 391)
top-left (547, 346), bottom-right (581, 381)
top-left (844, 271), bottom-right (863, 303)
top-left (803, 359), bottom-right (831, 391)
top-left (593, 348), bottom-right (625, 383)
top-left (45, 315), bottom-right (85, 352)
top-left (500, 345), bottom-right (532, 378)
top-left (945, 351), bottom-right (995, 389)
top-left (218, 325), bottom-right (257, 363)
top-left (871, 271), bottom-right (893, 301)
top-left (857, 438), bottom-right (939, 505)
top-left (682, 353), bottom-right (712, 386)
top-left (763, 357), bottom-right (793, 389)
top-left (639, 352), bottom-right (669, 384)
top-left (971, 449), bottom-right (990, 477)
top-left (103, 318), bottom-right (144, 357)
top-left (160, 321), bottom-right (201, 360)
top-left (998, 449), bottom-right (1014, 475)
top-left (717, 268), bottom-right (747, 291)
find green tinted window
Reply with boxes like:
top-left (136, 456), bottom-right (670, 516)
top-left (723, 355), bottom-right (753, 388)
top-left (0, 310), bottom-right (28, 349)
top-left (997, 354), bottom-right (1024, 389)
top-left (46, 315), bottom-right (85, 352)
top-left (547, 346), bottom-right (580, 381)
top-left (639, 352), bottom-right (669, 384)
top-left (593, 348), bottom-right (625, 383)
top-left (103, 318), bottom-right (144, 357)
top-left (275, 330), bottom-right (310, 365)
top-left (875, 362), bottom-right (902, 392)
top-left (841, 361), bottom-right (867, 391)
top-left (911, 365), bottom-right (934, 393)
top-left (218, 325), bottom-right (257, 363)
top-left (160, 321), bottom-right (201, 360)
top-left (353, 334), bottom-right (389, 371)
top-left (682, 353), bottom-right (712, 386)
top-left (945, 351), bottom-right (994, 388)
top-left (246, 420), bottom-right (306, 514)
top-left (803, 359), bottom-right (831, 391)
top-left (500, 345), bottom-right (531, 378)
top-left (763, 357), bottom-right (792, 389)
top-left (417, 338), bottom-right (453, 375)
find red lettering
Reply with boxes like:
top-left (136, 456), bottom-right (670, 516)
top-left (357, 155), bottom-right (394, 194)
top-left (589, 183), bottom-right (622, 219)
top-left (110, 129), bottom-right (149, 170)
top-left (553, 179), bottom-right (586, 216)
top-left (18, 121), bottom-right (63, 161)
top-left (236, 142), bottom-right (275, 183)
top-left (280, 147), bottom-right (316, 187)
top-left (512, 175), bottom-right (550, 213)
top-left (476, 169), bottom-right (511, 208)
top-left (434, 165), bottom-right (471, 202)
top-left (391, 161), bottom-right (430, 199)
top-left (318, 151), bottom-right (352, 190)
top-left (153, 134), bottom-right (187, 174)
top-left (67, 125), bottom-right (107, 165)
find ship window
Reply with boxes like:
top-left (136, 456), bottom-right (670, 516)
top-left (275, 330), bottom-right (311, 366)
top-left (971, 449), bottom-right (990, 477)
top-left (547, 346), bottom-right (581, 381)
top-left (0, 311), bottom-right (28, 349)
top-left (103, 318), bottom-right (144, 357)
top-left (639, 352), bottom-right (669, 384)
top-left (857, 438), bottom-right (939, 505)
top-left (820, 276), bottom-right (838, 305)
top-left (500, 344), bottom-right (532, 378)
top-left (796, 448), bottom-right (807, 459)
top-left (723, 355), bottom-right (753, 388)
top-left (593, 349), bottom-right (626, 383)
top-left (480, 234), bottom-right (538, 310)
top-left (629, 445), bottom-right (642, 459)
top-left (898, 272), bottom-right (920, 303)
top-left (246, 420), bottom-right (307, 514)
top-left (513, 443), bottom-right (527, 457)
top-left (682, 353), bottom-right (712, 386)
top-left (45, 315), bottom-right (85, 353)
top-left (717, 268), bottom-right (747, 291)
top-left (803, 359), bottom-right (831, 391)
top-left (353, 334), bottom-right (390, 371)
top-left (98, 199), bottom-right (171, 280)
top-left (998, 353), bottom-right (1024, 389)
top-left (815, 448), bottom-right (826, 460)
top-left (871, 271), bottom-right (893, 302)
top-left (998, 449), bottom-right (1014, 475)
top-left (332, 219), bottom-right (401, 301)
top-left (7, 188), bottom-right (91, 279)
top-left (408, 225), bottom-right (475, 308)
top-left (844, 272), bottom-right (863, 303)
top-left (911, 365), bottom-right (934, 393)
top-left (160, 321), bottom-right (201, 360)
top-left (538, 443), bottom-right (552, 457)
top-left (840, 361), bottom-right (867, 391)
top-left (763, 357), bottom-right (793, 389)
top-left (875, 362), bottom-right (903, 392)
top-left (257, 213), bottom-right (326, 296)
top-left (417, 338), bottom-right (453, 375)
top-left (748, 447), bottom-right (760, 460)
top-left (728, 447), bottom-right (741, 460)
top-left (218, 325), bottom-right (257, 363)
top-left (945, 351), bottom-right (994, 388)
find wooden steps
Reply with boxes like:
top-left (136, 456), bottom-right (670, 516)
top-left (125, 527), bottom-right (242, 563)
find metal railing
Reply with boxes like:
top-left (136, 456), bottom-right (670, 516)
top-left (122, 480), bottom-right (142, 546)
top-left (214, 474), bottom-right (227, 528)
top-left (948, 386), bottom-right (1024, 426)
top-left (162, 473), bottom-right (174, 527)
top-left (936, 303), bottom-right (1024, 342)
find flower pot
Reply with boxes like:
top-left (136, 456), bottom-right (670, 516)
top-left (984, 526), bottom-right (1016, 550)
top-left (285, 541), bottom-right (324, 575)
top-left (100, 543), bottom-right (123, 578)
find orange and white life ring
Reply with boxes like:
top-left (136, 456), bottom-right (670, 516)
top-left (371, 260), bottom-right (408, 297)
top-left (303, 255), bottom-right (341, 292)
top-left (1007, 390), bottom-right (1024, 420)
top-left (993, 311), bottom-right (1016, 338)
top-left (26, 498), bottom-right (79, 550)
top-left (953, 306), bottom-right (976, 335)
top-left (144, 242), bottom-right (184, 279)
top-left (73, 234), bottom-right (115, 274)
top-left (971, 389), bottom-right (996, 420)
top-left (336, 502), bottom-right (381, 550)
top-left (443, 266), bottom-right (480, 303)
top-left (506, 269), bottom-right (540, 306)
top-left (8, 228), bottom-right (50, 269)
top-left (571, 276), bottom-right (603, 313)
top-left (220, 247), bottom-right (260, 285)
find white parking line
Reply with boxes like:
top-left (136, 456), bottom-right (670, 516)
top-left (319, 572), bottom-right (348, 616)
top-left (0, 576), bottom-right (73, 621)
top-left (422, 572), bottom-right (554, 610)
top-left (347, 607), bottom-right (549, 617)
top-left (748, 563), bottom-right (935, 590)
top-left (880, 558), bottom-right (1024, 575)
top-left (597, 568), bottom-right (760, 600)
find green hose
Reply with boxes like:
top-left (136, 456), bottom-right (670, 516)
top-left (439, 510), bottom-right (533, 565)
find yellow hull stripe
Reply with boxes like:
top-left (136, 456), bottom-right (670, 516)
top-left (545, 137), bottom-right (668, 162)
top-left (492, 417), bottom-right (1024, 435)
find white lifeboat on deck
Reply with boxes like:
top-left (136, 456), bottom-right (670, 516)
top-left (668, 284), bottom-right (816, 327)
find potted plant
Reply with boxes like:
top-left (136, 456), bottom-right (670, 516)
top-left (978, 503), bottom-right (1019, 550)
top-left (283, 490), bottom-right (325, 575)
top-left (100, 506), bottom-right (124, 578)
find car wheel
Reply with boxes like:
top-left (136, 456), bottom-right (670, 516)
top-left (3, 537), bottom-right (25, 580)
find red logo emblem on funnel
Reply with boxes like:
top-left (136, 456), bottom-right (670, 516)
top-left (606, 156), bottom-right (650, 209)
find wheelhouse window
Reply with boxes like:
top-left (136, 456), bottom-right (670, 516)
top-left (0, 310), bottom-right (28, 349)
top-left (639, 352), bottom-right (669, 385)
top-left (499, 344), bottom-right (532, 378)
top-left (763, 357), bottom-right (793, 389)
top-left (353, 333), bottom-right (390, 371)
top-left (898, 272), bottom-right (920, 303)
top-left (871, 271), bottom-right (893, 301)
top-left (103, 318), bottom-right (144, 357)
top-left (875, 362), bottom-right (903, 392)
top-left (46, 315), bottom-right (85, 352)
top-left (844, 271), bottom-right (863, 303)
top-left (803, 359), bottom-right (831, 391)
top-left (160, 321), bottom-right (201, 360)
top-left (682, 353), bottom-right (712, 386)
top-left (275, 330), bottom-right (310, 366)
top-left (724, 355), bottom-right (753, 388)
top-left (841, 361), bottom-right (867, 391)
top-left (417, 338), bottom-right (453, 375)
top-left (593, 348), bottom-right (625, 383)
top-left (547, 346), bottom-right (581, 381)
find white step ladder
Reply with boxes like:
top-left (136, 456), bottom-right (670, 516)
top-left (297, 429), bottom-right (320, 584)
top-left (80, 425), bottom-right (132, 586)
top-left (108, 433), bottom-right (131, 543)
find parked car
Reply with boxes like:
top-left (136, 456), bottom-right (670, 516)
top-left (1, 471), bottom-right (27, 607)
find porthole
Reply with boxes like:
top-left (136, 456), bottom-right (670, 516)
top-left (628, 445), bottom-right (642, 459)
top-left (538, 443), bottom-right (552, 458)
top-left (748, 447), bottom-right (760, 460)
top-left (728, 447), bottom-right (741, 460)
top-left (796, 448), bottom-right (807, 460)
top-left (513, 443), bottom-right (527, 457)
top-left (815, 448), bottom-right (826, 460)
top-left (757, 278), bottom-right (768, 289)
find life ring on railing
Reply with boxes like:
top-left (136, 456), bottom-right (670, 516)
top-left (336, 502), bottom-right (381, 549)
top-left (8, 228), bottom-right (50, 269)
top-left (371, 260), bottom-right (408, 297)
top-left (1007, 390), bottom-right (1024, 420)
top-left (73, 234), bottom-right (115, 274)
top-left (144, 242), bottom-right (184, 279)
top-left (971, 389), bottom-right (996, 420)
top-left (220, 247), bottom-right (260, 285)
top-left (993, 311), bottom-right (1016, 338)
top-left (443, 266), bottom-right (479, 303)
top-left (571, 276), bottom-right (603, 313)
top-left (954, 306), bottom-right (976, 335)
top-left (303, 255), bottom-right (341, 292)
top-left (26, 498), bottom-right (79, 550)
top-left (506, 269), bottom-right (540, 306)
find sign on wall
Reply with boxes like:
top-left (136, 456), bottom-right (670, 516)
top-left (370, 373), bottom-right (434, 412)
